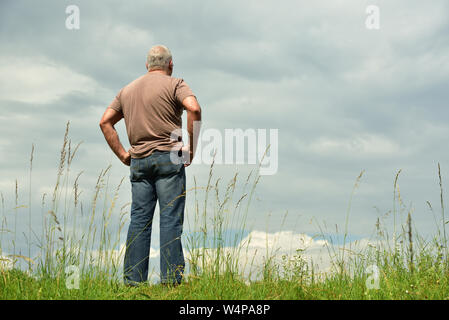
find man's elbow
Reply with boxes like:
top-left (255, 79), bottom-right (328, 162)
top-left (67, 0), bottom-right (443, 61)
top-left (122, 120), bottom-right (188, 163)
top-left (183, 96), bottom-right (202, 117)
top-left (99, 119), bottom-right (109, 131)
top-left (194, 106), bottom-right (201, 116)
top-left (191, 104), bottom-right (202, 117)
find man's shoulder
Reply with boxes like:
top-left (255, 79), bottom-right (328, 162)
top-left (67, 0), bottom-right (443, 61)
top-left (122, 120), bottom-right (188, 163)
top-left (144, 74), bottom-right (191, 92)
top-left (120, 73), bottom-right (190, 98)
top-left (126, 74), bottom-right (149, 88)
top-left (170, 76), bottom-right (191, 90)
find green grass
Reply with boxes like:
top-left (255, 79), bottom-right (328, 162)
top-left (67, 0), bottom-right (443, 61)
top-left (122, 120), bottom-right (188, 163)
top-left (2, 263), bottom-right (448, 300)
top-left (1, 122), bottom-right (449, 300)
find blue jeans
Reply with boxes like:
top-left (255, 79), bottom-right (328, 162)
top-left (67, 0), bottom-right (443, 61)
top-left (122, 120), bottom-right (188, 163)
top-left (124, 150), bottom-right (186, 285)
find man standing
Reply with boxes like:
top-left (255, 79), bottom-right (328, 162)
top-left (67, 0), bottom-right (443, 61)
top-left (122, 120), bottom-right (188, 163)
top-left (99, 45), bottom-right (201, 286)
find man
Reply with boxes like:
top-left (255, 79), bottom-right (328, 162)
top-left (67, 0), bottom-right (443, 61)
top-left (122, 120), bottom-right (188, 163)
top-left (99, 45), bottom-right (201, 286)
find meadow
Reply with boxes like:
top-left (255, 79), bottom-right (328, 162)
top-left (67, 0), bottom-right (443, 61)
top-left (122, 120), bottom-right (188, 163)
top-left (0, 122), bottom-right (448, 300)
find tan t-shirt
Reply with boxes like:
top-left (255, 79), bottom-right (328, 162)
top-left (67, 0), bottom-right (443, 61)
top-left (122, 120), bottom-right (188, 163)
top-left (108, 72), bottom-right (195, 158)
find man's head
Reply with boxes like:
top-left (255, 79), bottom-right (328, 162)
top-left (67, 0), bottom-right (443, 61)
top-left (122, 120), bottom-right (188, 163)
top-left (146, 45), bottom-right (173, 75)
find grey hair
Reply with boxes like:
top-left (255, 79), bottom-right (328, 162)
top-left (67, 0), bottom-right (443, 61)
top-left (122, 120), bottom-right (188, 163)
top-left (146, 45), bottom-right (172, 70)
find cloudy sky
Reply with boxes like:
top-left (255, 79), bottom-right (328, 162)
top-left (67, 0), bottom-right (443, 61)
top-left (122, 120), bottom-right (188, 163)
top-left (1, 0), bottom-right (449, 273)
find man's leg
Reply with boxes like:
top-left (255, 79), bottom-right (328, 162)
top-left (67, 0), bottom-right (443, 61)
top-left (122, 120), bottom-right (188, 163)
top-left (124, 159), bottom-right (157, 285)
top-left (155, 157), bottom-right (186, 285)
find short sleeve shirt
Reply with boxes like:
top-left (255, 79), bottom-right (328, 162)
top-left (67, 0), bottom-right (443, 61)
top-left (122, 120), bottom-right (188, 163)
top-left (108, 72), bottom-right (195, 158)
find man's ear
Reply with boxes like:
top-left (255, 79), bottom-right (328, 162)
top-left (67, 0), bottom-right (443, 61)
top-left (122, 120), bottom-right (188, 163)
top-left (169, 60), bottom-right (173, 69)
top-left (145, 62), bottom-right (149, 70)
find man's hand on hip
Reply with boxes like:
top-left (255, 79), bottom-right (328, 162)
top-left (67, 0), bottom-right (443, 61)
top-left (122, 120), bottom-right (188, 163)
top-left (181, 145), bottom-right (193, 167)
top-left (120, 151), bottom-right (131, 166)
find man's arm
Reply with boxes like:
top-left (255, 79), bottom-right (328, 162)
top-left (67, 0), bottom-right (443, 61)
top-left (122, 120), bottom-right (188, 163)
top-left (182, 96), bottom-right (202, 166)
top-left (99, 108), bottom-right (131, 166)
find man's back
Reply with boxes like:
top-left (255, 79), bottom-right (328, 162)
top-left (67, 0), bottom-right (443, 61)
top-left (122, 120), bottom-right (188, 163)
top-left (108, 72), bottom-right (194, 158)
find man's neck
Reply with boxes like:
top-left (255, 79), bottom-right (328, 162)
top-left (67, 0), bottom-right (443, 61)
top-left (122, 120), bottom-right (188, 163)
top-left (148, 69), bottom-right (170, 76)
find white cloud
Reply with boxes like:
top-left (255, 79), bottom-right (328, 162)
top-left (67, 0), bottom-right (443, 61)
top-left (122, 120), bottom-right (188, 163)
top-left (184, 230), bottom-right (376, 281)
top-left (95, 24), bottom-right (154, 50)
top-left (0, 56), bottom-right (104, 104)
top-left (308, 134), bottom-right (401, 157)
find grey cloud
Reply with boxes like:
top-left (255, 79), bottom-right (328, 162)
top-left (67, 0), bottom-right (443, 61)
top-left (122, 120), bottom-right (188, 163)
top-left (1, 0), bottom-right (449, 255)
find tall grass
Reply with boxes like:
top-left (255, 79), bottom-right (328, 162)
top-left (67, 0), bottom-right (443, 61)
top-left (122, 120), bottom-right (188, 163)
top-left (0, 123), bottom-right (449, 300)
